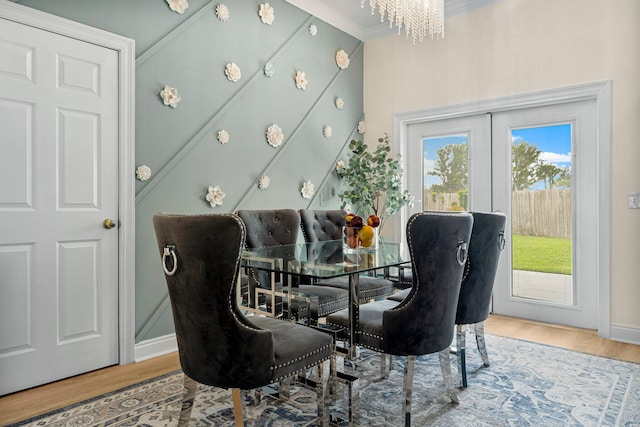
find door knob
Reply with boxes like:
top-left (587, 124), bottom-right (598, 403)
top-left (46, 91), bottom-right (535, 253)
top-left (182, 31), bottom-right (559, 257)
top-left (103, 218), bottom-right (117, 229)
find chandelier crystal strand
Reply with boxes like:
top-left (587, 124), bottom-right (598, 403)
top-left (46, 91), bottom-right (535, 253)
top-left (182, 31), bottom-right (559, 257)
top-left (363, 0), bottom-right (444, 43)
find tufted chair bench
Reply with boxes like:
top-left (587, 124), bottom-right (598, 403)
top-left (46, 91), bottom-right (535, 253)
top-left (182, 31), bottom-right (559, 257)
top-left (299, 209), bottom-right (394, 302)
top-left (236, 209), bottom-right (349, 320)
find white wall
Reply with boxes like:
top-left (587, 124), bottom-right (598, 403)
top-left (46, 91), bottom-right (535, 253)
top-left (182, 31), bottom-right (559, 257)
top-left (363, 0), bottom-right (640, 332)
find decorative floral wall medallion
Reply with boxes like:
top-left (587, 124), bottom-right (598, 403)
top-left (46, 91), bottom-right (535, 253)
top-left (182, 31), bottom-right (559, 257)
top-left (160, 85), bottom-right (181, 108)
top-left (295, 70), bottom-right (308, 90)
top-left (266, 124), bottom-right (284, 148)
top-left (264, 62), bottom-right (275, 77)
top-left (323, 125), bottom-right (332, 139)
top-left (308, 24), bottom-right (317, 36)
top-left (335, 49), bottom-right (350, 69)
top-left (215, 3), bottom-right (229, 21)
top-left (136, 165), bottom-right (152, 181)
top-left (225, 63), bottom-right (241, 83)
top-left (258, 175), bottom-right (270, 190)
top-left (335, 160), bottom-right (346, 176)
top-left (358, 120), bottom-right (366, 134)
top-left (206, 185), bottom-right (225, 207)
top-left (258, 3), bottom-right (274, 25)
top-left (217, 129), bottom-right (230, 144)
top-left (301, 180), bottom-right (315, 199)
top-left (167, 0), bottom-right (189, 14)
top-left (335, 97), bottom-right (344, 110)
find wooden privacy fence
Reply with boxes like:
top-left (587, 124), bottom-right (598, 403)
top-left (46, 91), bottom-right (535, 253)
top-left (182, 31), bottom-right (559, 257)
top-left (423, 190), bottom-right (571, 239)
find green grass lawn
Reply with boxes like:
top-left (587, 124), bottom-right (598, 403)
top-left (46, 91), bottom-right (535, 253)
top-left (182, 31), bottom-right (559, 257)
top-left (512, 234), bottom-right (572, 275)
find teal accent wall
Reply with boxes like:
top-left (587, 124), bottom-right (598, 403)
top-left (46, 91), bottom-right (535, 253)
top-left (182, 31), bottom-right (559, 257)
top-left (15, 0), bottom-right (363, 342)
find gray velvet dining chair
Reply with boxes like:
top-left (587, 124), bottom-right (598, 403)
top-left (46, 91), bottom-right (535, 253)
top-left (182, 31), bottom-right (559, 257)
top-left (454, 211), bottom-right (506, 388)
top-left (236, 209), bottom-right (349, 321)
top-left (326, 211), bottom-right (473, 425)
top-left (298, 209), bottom-right (394, 302)
top-left (388, 211), bottom-right (507, 388)
top-left (153, 213), bottom-right (333, 426)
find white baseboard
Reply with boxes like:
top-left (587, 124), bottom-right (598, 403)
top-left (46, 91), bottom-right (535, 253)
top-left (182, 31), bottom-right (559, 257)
top-left (134, 333), bottom-right (178, 362)
top-left (609, 324), bottom-right (640, 346)
top-left (130, 324), bottom-right (638, 364)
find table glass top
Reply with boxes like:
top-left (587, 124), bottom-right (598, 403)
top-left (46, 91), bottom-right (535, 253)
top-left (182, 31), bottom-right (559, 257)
top-left (241, 240), bottom-right (409, 279)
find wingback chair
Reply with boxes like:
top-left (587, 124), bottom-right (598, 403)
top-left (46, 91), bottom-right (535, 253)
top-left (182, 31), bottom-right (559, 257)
top-left (236, 209), bottom-right (349, 320)
top-left (299, 209), bottom-right (394, 301)
top-left (454, 211), bottom-right (506, 387)
top-left (326, 211), bottom-right (474, 424)
top-left (387, 211), bottom-right (507, 388)
top-left (153, 213), bottom-right (333, 426)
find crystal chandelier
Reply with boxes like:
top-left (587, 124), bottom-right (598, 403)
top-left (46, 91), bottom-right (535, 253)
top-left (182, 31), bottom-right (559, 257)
top-left (362, 0), bottom-right (445, 43)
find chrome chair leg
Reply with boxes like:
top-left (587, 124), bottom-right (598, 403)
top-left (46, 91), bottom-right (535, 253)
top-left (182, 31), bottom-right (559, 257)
top-left (438, 349), bottom-right (459, 403)
top-left (178, 375), bottom-right (197, 427)
top-left (402, 355), bottom-right (415, 427)
top-left (475, 322), bottom-right (490, 366)
top-left (317, 361), bottom-right (329, 426)
top-left (456, 324), bottom-right (468, 388)
top-left (278, 377), bottom-right (291, 399)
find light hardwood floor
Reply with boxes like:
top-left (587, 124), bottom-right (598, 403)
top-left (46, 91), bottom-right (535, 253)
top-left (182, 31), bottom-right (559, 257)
top-left (1, 314), bottom-right (639, 425)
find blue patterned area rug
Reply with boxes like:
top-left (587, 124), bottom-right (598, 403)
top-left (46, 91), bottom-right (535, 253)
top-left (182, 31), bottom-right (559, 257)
top-left (11, 335), bottom-right (640, 426)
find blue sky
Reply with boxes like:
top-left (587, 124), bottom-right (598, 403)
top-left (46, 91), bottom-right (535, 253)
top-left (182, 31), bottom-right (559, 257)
top-left (423, 123), bottom-right (572, 189)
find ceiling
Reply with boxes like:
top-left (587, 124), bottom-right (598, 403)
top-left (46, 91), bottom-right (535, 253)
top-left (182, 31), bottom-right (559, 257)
top-left (285, 0), bottom-right (503, 41)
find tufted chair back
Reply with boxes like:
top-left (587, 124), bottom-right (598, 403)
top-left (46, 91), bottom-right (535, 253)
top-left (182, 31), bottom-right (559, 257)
top-left (238, 209), bottom-right (299, 248)
top-left (456, 211), bottom-right (507, 325)
top-left (153, 213), bottom-right (274, 389)
top-left (383, 211), bottom-right (473, 355)
top-left (236, 209), bottom-right (299, 291)
top-left (299, 209), bottom-right (347, 242)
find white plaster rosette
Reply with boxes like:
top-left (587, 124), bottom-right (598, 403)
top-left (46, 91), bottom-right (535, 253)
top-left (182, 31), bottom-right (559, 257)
top-left (308, 24), bottom-right (317, 36)
top-left (358, 120), bottom-right (366, 134)
top-left (136, 165), bottom-right (152, 181)
top-left (335, 160), bottom-right (346, 175)
top-left (225, 63), bottom-right (241, 83)
top-left (259, 3), bottom-right (275, 25)
top-left (217, 130), bottom-right (230, 144)
top-left (264, 62), bottom-right (275, 77)
top-left (323, 125), bottom-right (332, 139)
top-left (335, 49), bottom-right (350, 70)
top-left (206, 185), bottom-right (226, 207)
top-left (167, 0), bottom-right (189, 14)
top-left (266, 124), bottom-right (284, 148)
top-left (215, 4), bottom-right (229, 21)
top-left (258, 175), bottom-right (270, 190)
top-left (295, 70), bottom-right (308, 90)
top-left (335, 97), bottom-right (344, 110)
top-left (160, 85), bottom-right (181, 108)
top-left (300, 180), bottom-right (315, 199)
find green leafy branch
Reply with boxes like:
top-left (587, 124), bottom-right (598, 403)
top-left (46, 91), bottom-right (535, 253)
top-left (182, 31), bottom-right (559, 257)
top-left (338, 134), bottom-right (413, 229)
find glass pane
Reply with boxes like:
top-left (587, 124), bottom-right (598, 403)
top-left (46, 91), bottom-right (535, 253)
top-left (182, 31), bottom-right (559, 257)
top-left (422, 134), bottom-right (469, 212)
top-left (510, 124), bottom-right (573, 304)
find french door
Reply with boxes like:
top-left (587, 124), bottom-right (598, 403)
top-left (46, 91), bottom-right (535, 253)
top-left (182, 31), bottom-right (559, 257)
top-left (402, 90), bottom-right (607, 330)
top-left (491, 101), bottom-right (598, 329)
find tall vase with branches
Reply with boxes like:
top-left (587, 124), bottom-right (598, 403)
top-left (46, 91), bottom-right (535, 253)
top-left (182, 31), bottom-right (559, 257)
top-left (338, 134), bottom-right (413, 230)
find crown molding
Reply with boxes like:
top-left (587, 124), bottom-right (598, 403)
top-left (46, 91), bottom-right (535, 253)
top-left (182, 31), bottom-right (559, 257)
top-left (285, 0), bottom-right (504, 41)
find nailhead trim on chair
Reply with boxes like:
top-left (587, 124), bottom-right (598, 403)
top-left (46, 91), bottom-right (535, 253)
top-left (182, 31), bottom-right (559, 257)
top-left (271, 342), bottom-right (333, 382)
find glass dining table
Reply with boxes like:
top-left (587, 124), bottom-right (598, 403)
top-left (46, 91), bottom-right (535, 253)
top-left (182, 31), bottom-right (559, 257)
top-left (240, 239), bottom-right (410, 358)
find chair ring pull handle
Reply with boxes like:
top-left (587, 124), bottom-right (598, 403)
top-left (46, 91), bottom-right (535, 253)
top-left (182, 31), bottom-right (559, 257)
top-left (162, 245), bottom-right (178, 276)
top-left (497, 231), bottom-right (506, 251)
top-left (456, 241), bottom-right (468, 266)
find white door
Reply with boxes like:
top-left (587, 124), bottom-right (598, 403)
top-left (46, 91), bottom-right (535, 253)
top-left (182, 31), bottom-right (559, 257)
top-left (491, 101), bottom-right (598, 329)
top-left (0, 17), bottom-right (119, 395)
